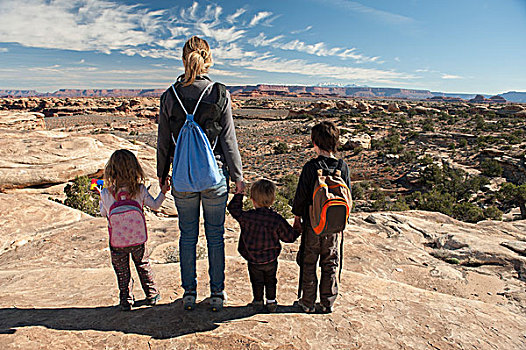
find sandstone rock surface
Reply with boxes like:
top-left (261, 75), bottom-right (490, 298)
top-left (1, 193), bottom-right (525, 349)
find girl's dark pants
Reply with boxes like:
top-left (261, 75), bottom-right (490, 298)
top-left (110, 244), bottom-right (158, 305)
top-left (248, 260), bottom-right (278, 301)
top-left (299, 226), bottom-right (339, 308)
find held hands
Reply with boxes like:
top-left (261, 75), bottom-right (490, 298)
top-left (158, 177), bottom-right (171, 194)
top-left (234, 180), bottom-right (246, 194)
top-left (293, 215), bottom-right (303, 234)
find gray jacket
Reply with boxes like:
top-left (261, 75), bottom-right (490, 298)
top-left (157, 75), bottom-right (243, 183)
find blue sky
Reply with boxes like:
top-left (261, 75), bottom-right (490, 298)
top-left (0, 0), bottom-right (524, 94)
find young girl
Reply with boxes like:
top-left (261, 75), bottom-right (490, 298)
top-left (100, 149), bottom-right (170, 311)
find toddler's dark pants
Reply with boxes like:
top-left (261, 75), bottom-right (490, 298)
top-left (110, 244), bottom-right (158, 305)
top-left (248, 260), bottom-right (278, 301)
top-left (299, 226), bottom-right (339, 309)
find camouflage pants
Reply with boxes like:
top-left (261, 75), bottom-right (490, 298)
top-left (110, 244), bottom-right (158, 305)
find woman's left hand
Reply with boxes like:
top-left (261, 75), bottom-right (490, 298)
top-left (234, 180), bottom-right (245, 194)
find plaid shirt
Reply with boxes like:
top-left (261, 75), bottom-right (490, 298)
top-left (227, 194), bottom-right (301, 264)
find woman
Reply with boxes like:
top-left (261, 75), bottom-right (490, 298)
top-left (157, 36), bottom-right (244, 311)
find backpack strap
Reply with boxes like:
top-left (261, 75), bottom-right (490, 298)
top-left (170, 82), bottom-right (215, 121)
top-left (334, 159), bottom-right (344, 177)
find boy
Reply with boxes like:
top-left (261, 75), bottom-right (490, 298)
top-left (227, 179), bottom-right (301, 312)
top-left (292, 121), bottom-right (351, 313)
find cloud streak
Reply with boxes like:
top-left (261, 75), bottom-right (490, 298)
top-left (0, 0), bottom-right (164, 53)
top-left (319, 0), bottom-right (415, 24)
top-left (230, 54), bottom-right (414, 84)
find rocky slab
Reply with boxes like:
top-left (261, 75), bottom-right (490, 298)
top-left (1, 194), bottom-right (525, 349)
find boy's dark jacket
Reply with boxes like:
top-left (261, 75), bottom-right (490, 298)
top-left (227, 194), bottom-right (300, 264)
top-left (292, 155), bottom-right (352, 222)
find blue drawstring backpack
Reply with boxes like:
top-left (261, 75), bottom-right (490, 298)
top-left (171, 82), bottom-right (222, 192)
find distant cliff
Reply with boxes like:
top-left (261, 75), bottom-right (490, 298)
top-left (1, 86), bottom-right (525, 102)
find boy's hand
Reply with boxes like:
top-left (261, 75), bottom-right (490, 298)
top-left (293, 215), bottom-right (302, 234)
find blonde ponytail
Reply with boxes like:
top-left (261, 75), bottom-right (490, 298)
top-left (182, 36), bottom-right (213, 87)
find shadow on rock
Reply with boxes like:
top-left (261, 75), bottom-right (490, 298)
top-left (0, 299), bottom-right (274, 339)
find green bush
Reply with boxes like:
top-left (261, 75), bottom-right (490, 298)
top-left (480, 159), bottom-right (503, 177)
top-left (274, 142), bottom-right (289, 154)
top-left (63, 176), bottom-right (100, 216)
top-left (484, 206), bottom-right (503, 221)
top-left (452, 202), bottom-right (484, 223)
top-left (279, 174), bottom-right (299, 205)
top-left (352, 182), bottom-right (366, 200)
top-left (272, 193), bottom-right (294, 219)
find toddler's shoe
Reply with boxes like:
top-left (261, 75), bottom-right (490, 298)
top-left (210, 291), bottom-right (227, 312)
top-left (295, 299), bottom-right (315, 313)
top-left (320, 305), bottom-right (333, 314)
top-left (146, 294), bottom-right (161, 306)
top-left (266, 301), bottom-right (278, 313)
top-left (183, 291), bottom-right (197, 311)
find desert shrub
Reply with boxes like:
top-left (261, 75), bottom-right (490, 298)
top-left (480, 159), bottom-right (503, 177)
top-left (400, 150), bottom-right (417, 164)
top-left (421, 119), bottom-right (434, 132)
top-left (499, 182), bottom-right (526, 218)
top-left (474, 114), bottom-right (487, 130)
top-left (352, 182), bottom-right (366, 200)
top-left (63, 176), bottom-right (100, 216)
top-left (459, 138), bottom-right (468, 148)
top-left (452, 202), bottom-right (485, 223)
top-left (417, 190), bottom-right (455, 216)
top-left (484, 206), bottom-right (503, 221)
top-left (274, 142), bottom-right (288, 154)
top-left (391, 197), bottom-right (410, 211)
top-left (372, 130), bottom-right (404, 154)
top-left (278, 174), bottom-right (299, 205)
top-left (272, 193), bottom-right (293, 219)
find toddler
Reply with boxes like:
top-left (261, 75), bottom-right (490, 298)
top-left (227, 179), bottom-right (301, 312)
top-left (100, 149), bottom-right (169, 311)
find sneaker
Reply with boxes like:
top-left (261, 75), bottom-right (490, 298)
top-left (146, 294), bottom-right (161, 306)
top-left (210, 291), bottom-right (227, 312)
top-left (295, 299), bottom-right (315, 313)
top-left (183, 291), bottom-right (197, 311)
top-left (320, 305), bottom-right (333, 314)
top-left (266, 301), bottom-right (278, 313)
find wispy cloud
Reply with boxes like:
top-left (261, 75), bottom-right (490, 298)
top-left (0, 48), bottom-right (9, 53)
top-left (0, 0), bottom-right (165, 54)
top-left (249, 11), bottom-right (273, 27)
top-left (226, 8), bottom-right (246, 24)
top-left (230, 54), bottom-right (414, 84)
top-left (291, 26), bottom-right (313, 35)
top-left (249, 34), bottom-right (379, 63)
top-left (441, 74), bottom-right (463, 79)
top-left (319, 0), bottom-right (414, 24)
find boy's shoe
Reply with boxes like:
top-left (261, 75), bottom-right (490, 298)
top-left (210, 291), bottom-right (227, 312)
top-left (320, 305), bottom-right (333, 314)
top-left (119, 301), bottom-right (132, 312)
top-left (266, 301), bottom-right (278, 313)
top-left (295, 299), bottom-right (315, 313)
top-left (146, 294), bottom-right (161, 306)
top-left (183, 291), bottom-right (197, 311)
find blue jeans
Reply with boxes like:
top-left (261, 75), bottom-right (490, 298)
top-left (173, 170), bottom-right (228, 294)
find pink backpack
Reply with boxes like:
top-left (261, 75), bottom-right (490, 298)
top-left (108, 190), bottom-right (147, 248)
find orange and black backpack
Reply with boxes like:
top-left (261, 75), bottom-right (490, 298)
top-left (309, 159), bottom-right (352, 235)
